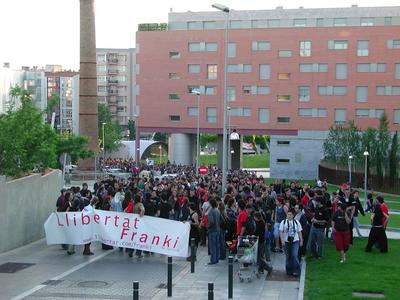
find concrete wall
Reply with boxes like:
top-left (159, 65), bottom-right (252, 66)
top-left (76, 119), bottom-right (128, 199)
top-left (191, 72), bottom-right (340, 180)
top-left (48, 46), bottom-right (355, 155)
top-left (270, 131), bottom-right (328, 180)
top-left (0, 170), bottom-right (62, 253)
top-left (168, 133), bottom-right (194, 165)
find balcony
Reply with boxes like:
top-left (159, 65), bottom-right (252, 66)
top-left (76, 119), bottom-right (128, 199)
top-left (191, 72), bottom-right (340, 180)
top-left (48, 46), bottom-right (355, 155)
top-left (107, 89), bottom-right (119, 95)
top-left (107, 58), bottom-right (118, 64)
top-left (107, 69), bottom-right (118, 75)
top-left (108, 79), bottom-right (119, 84)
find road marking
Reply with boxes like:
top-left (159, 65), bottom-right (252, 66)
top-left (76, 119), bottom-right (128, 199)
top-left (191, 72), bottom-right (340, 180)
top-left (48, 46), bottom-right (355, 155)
top-left (10, 249), bottom-right (115, 300)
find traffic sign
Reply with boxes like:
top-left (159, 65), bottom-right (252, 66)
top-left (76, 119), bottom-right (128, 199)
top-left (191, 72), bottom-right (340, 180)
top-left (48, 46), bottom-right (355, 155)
top-left (199, 166), bottom-right (208, 175)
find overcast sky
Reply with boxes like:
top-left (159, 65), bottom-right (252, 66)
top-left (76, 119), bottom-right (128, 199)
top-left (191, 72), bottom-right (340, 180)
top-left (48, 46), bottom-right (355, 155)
top-left (0, 0), bottom-right (398, 70)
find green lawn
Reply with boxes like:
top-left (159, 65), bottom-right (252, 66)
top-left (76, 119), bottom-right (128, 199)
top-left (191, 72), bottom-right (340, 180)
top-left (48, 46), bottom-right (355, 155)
top-left (305, 238), bottom-right (400, 300)
top-left (358, 213), bottom-right (400, 229)
top-left (199, 154), bottom-right (270, 168)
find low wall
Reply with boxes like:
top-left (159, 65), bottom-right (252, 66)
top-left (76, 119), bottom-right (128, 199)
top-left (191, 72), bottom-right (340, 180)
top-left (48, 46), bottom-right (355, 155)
top-left (0, 170), bottom-right (62, 253)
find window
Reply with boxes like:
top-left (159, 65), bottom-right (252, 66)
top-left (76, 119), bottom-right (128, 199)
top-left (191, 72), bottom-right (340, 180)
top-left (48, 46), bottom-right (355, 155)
top-left (169, 115), bottom-right (180, 122)
top-left (277, 141), bottom-right (290, 145)
top-left (299, 86), bottom-right (310, 102)
top-left (355, 109), bottom-right (385, 118)
top-left (299, 63), bottom-right (328, 72)
top-left (97, 54), bottom-right (106, 62)
top-left (334, 109), bottom-right (347, 124)
top-left (318, 86), bottom-right (347, 96)
top-left (230, 107), bottom-right (251, 117)
top-left (259, 108), bottom-right (269, 123)
top-left (361, 17), bottom-right (374, 26)
top-left (328, 40), bottom-right (348, 50)
top-left (355, 109), bottom-right (370, 118)
top-left (207, 64), bottom-right (217, 79)
top-left (169, 51), bottom-right (180, 59)
top-left (298, 108), bottom-right (312, 117)
top-left (227, 64), bottom-right (252, 73)
top-left (259, 64), bottom-right (270, 79)
top-left (227, 86), bottom-right (236, 101)
top-left (385, 17), bottom-right (392, 26)
top-left (256, 86), bottom-right (270, 95)
top-left (293, 19), bottom-right (306, 27)
top-left (298, 108), bottom-right (327, 117)
top-left (395, 64), bottom-right (400, 80)
top-left (206, 107), bottom-right (217, 123)
top-left (205, 86), bottom-right (216, 95)
top-left (252, 41), bottom-right (271, 51)
top-left (204, 21), bottom-right (216, 29)
top-left (205, 43), bottom-right (217, 51)
top-left (333, 18), bottom-right (347, 26)
top-left (387, 39), bottom-right (400, 49)
top-left (278, 73), bottom-right (291, 80)
top-left (169, 73), bottom-right (180, 79)
top-left (277, 159), bottom-right (290, 164)
top-left (277, 95), bottom-right (291, 102)
top-left (316, 18), bottom-right (324, 27)
top-left (300, 41), bottom-right (311, 57)
top-left (230, 20), bottom-right (243, 29)
top-left (228, 43), bottom-right (236, 58)
top-left (278, 50), bottom-right (292, 57)
top-left (394, 109), bottom-right (400, 124)
top-left (376, 86), bottom-right (400, 96)
top-left (268, 19), bottom-right (280, 27)
top-left (187, 107), bottom-right (198, 116)
top-left (357, 63), bottom-right (386, 73)
top-left (187, 85), bottom-right (200, 93)
top-left (188, 21), bottom-right (202, 30)
top-left (188, 64), bottom-right (200, 73)
top-left (277, 117), bottom-right (290, 123)
top-left (356, 86), bottom-right (368, 102)
top-left (243, 85), bottom-right (251, 94)
top-left (336, 63), bottom-right (348, 80)
top-left (357, 41), bottom-right (369, 56)
top-left (169, 94), bottom-right (180, 101)
top-left (188, 42), bottom-right (217, 52)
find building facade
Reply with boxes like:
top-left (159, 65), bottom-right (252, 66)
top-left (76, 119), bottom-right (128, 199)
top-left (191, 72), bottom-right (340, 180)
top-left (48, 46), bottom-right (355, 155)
top-left (136, 5), bottom-right (400, 178)
top-left (96, 48), bottom-right (137, 130)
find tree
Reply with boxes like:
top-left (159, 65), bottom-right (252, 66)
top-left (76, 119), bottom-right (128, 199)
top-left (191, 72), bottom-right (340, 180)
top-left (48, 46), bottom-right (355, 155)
top-left (56, 134), bottom-right (94, 165)
top-left (127, 119), bottom-right (136, 140)
top-left (98, 103), bottom-right (122, 152)
top-left (389, 131), bottom-right (399, 179)
top-left (375, 113), bottom-right (391, 179)
top-left (153, 132), bottom-right (167, 142)
top-left (200, 134), bottom-right (217, 148)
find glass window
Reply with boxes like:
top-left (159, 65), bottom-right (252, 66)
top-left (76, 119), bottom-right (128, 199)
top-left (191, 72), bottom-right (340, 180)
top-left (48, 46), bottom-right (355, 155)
top-left (316, 18), bottom-right (324, 27)
top-left (227, 86), bottom-right (236, 101)
top-left (187, 107), bottom-right (198, 116)
top-left (385, 17), bottom-right (392, 26)
top-left (204, 21), bottom-right (216, 29)
top-left (252, 41), bottom-right (271, 51)
top-left (356, 109), bottom-right (370, 118)
top-left (356, 86), bottom-right (368, 102)
top-left (97, 54), bottom-right (106, 62)
top-left (357, 63), bottom-right (370, 72)
top-left (252, 20), bottom-right (268, 28)
top-left (293, 19), bottom-right (306, 27)
top-left (299, 64), bottom-right (313, 72)
top-left (357, 63), bottom-right (386, 73)
top-left (299, 86), bottom-right (310, 102)
top-left (188, 21), bottom-right (202, 30)
top-left (278, 73), bottom-right (291, 80)
top-left (336, 63), bottom-right (347, 80)
top-left (169, 115), bottom-right (180, 122)
top-left (395, 64), bottom-right (400, 80)
top-left (300, 41), bottom-right (311, 57)
top-left (169, 73), bottom-right (180, 79)
top-left (334, 86), bottom-right (347, 95)
top-left (277, 117), bottom-right (290, 123)
top-left (243, 64), bottom-right (252, 72)
top-left (357, 41), bottom-right (369, 56)
top-left (329, 40), bottom-right (348, 50)
top-left (394, 109), bottom-right (400, 124)
top-left (230, 20), bottom-right (243, 29)
top-left (268, 19), bottom-right (280, 27)
top-left (278, 50), bottom-right (292, 57)
top-left (257, 86), bottom-right (270, 95)
top-left (298, 108), bottom-right (312, 117)
top-left (388, 39), bottom-right (400, 49)
top-left (259, 64), bottom-right (270, 80)
top-left (228, 43), bottom-right (236, 58)
top-left (205, 43), bottom-right (217, 51)
top-left (205, 86), bottom-right (216, 95)
top-left (206, 107), bottom-right (217, 123)
top-left (169, 94), bottom-right (180, 100)
top-left (188, 42), bottom-right (201, 52)
top-left (334, 109), bottom-right (347, 124)
top-left (227, 64), bottom-right (238, 73)
top-left (188, 64), bottom-right (200, 73)
top-left (207, 64), bottom-right (217, 79)
top-left (361, 17), bottom-right (374, 26)
top-left (333, 18), bottom-right (347, 26)
top-left (242, 85), bottom-right (251, 94)
top-left (187, 85), bottom-right (200, 93)
top-left (277, 95), bottom-right (291, 102)
top-left (259, 108), bottom-right (270, 123)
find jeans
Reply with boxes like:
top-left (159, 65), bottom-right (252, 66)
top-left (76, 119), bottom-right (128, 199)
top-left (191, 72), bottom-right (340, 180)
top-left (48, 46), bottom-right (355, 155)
top-left (219, 230), bottom-right (226, 259)
top-left (353, 216), bottom-right (362, 236)
top-left (208, 231), bottom-right (220, 264)
top-left (308, 226), bottom-right (325, 258)
top-left (284, 241), bottom-right (300, 275)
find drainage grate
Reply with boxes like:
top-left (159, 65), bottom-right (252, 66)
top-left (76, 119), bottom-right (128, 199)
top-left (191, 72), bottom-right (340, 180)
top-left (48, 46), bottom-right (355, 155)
top-left (42, 280), bottom-right (63, 286)
top-left (157, 283), bottom-right (167, 289)
top-left (77, 281), bottom-right (109, 288)
top-left (353, 291), bottom-right (385, 299)
top-left (0, 262), bottom-right (35, 273)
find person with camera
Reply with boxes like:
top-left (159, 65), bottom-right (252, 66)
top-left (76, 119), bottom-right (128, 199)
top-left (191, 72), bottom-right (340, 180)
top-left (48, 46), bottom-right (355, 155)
top-left (279, 209), bottom-right (303, 277)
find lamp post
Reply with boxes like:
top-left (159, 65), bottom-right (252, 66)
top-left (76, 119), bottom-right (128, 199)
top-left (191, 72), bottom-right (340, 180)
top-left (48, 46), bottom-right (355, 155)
top-left (363, 150), bottom-right (369, 208)
top-left (227, 106), bottom-right (231, 170)
top-left (159, 145), bottom-right (162, 165)
top-left (212, 3), bottom-right (230, 195)
top-left (102, 122), bottom-right (106, 164)
top-left (192, 89), bottom-right (201, 176)
top-left (348, 155), bottom-right (353, 186)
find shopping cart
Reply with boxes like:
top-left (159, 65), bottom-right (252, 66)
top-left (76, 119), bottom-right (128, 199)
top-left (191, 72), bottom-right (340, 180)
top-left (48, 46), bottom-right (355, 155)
top-left (236, 235), bottom-right (259, 282)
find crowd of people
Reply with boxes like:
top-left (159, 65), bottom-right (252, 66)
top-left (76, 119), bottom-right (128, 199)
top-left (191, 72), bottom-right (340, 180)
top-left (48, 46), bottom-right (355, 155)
top-left (56, 162), bottom-right (390, 277)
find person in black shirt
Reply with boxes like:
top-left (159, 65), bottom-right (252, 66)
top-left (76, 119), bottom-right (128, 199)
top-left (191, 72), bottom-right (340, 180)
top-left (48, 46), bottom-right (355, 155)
top-left (365, 199), bottom-right (388, 253)
top-left (338, 186), bottom-right (356, 244)
top-left (158, 194), bottom-right (172, 219)
top-left (307, 197), bottom-right (329, 258)
top-left (332, 203), bottom-right (352, 263)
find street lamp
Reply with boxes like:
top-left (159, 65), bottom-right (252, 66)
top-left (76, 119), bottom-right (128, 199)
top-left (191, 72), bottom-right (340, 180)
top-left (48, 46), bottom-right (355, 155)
top-left (227, 106), bottom-right (231, 170)
top-left (348, 155), bottom-right (353, 186)
top-left (363, 150), bottom-right (369, 208)
top-left (212, 2), bottom-right (230, 195)
top-left (191, 89), bottom-right (201, 176)
top-left (159, 145), bottom-right (162, 165)
top-left (102, 122), bottom-right (106, 164)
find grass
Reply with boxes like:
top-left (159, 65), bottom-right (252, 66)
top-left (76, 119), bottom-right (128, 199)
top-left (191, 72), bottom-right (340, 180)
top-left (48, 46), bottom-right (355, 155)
top-left (358, 213), bottom-right (400, 229)
top-left (199, 154), bottom-right (270, 168)
top-left (305, 238), bottom-right (400, 300)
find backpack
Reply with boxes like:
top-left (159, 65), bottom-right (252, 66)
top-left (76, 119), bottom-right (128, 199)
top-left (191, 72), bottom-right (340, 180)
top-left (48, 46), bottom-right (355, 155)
top-left (244, 214), bottom-right (256, 235)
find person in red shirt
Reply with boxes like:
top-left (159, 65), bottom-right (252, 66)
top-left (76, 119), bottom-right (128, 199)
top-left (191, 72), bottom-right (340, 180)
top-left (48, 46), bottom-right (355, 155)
top-left (377, 196), bottom-right (389, 229)
top-left (236, 199), bottom-right (248, 236)
top-left (301, 188), bottom-right (310, 207)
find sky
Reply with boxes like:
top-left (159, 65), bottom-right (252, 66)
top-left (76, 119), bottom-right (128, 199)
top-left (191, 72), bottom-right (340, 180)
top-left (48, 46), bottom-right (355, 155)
top-left (0, 0), bottom-right (399, 70)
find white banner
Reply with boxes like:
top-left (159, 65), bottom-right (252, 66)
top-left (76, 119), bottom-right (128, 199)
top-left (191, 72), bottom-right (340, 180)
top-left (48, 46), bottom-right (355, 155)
top-left (44, 210), bottom-right (190, 257)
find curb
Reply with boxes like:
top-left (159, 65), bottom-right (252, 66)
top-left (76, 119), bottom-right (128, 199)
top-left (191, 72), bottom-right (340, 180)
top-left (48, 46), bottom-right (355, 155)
top-left (298, 258), bottom-right (306, 300)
